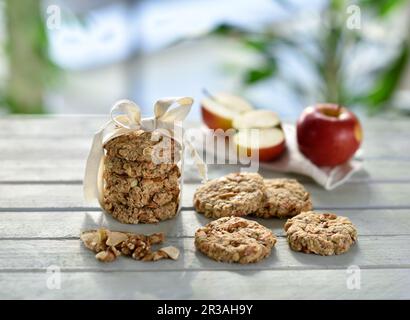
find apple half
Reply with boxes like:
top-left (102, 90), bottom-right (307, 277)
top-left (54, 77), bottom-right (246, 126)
top-left (233, 109), bottom-right (281, 129)
top-left (233, 127), bottom-right (286, 162)
top-left (201, 93), bottom-right (253, 130)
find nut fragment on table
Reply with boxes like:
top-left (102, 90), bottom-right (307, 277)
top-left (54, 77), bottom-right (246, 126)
top-left (80, 228), bottom-right (179, 263)
top-left (159, 246), bottom-right (180, 260)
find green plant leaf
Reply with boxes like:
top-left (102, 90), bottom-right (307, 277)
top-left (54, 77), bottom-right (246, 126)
top-left (359, 0), bottom-right (409, 17)
top-left (211, 23), bottom-right (249, 36)
top-left (242, 37), bottom-right (271, 53)
top-left (243, 61), bottom-right (277, 84)
top-left (358, 44), bottom-right (409, 113)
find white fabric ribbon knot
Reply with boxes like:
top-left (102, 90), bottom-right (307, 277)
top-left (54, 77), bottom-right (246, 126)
top-left (83, 97), bottom-right (207, 204)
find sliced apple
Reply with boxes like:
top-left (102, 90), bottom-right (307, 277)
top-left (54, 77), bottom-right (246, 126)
top-left (233, 128), bottom-right (286, 162)
top-left (233, 109), bottom-right (281, 129)
top-left (201, 92), bottom-right (253, 130)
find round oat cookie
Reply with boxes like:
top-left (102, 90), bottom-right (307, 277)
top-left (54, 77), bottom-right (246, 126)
top-left (193, 172), bottom-right (265, 218)
top-left (195, 216), bottom-right (277, 263)
top-left (284, 211), bottom-right (357, 255)
top-left (255, 178), bottom-right (312, 218)
top-left (104, 201), bottom-right (178, 224)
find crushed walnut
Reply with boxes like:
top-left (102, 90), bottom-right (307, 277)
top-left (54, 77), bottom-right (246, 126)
top-left (80, 228), bottom-right (180, 262)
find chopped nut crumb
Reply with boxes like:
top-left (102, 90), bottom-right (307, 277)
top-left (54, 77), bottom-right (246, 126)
top-left (80, 228), bottom-right (179, 263)
top-left (159, 246), bottom-right (180, 260)
top-left (95, 249), bottom-right (116, 262)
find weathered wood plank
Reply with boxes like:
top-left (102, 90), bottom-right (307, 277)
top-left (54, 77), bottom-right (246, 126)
top-left (242, 160), bottom-right (410, 183)
top-left (1, 182), bottom-right (410, 209)
top-left (186, 182), bottom-right (410, 209)
top-left (0, 116), bottom-right (103, 138)
top-left (1, 135), bottom-right (409, 163)
top-left (1, 116), bottom-right (409, 137)
top-left (0, 138), bottom-right (91, 161)
top-left (1, 209), bottom-right (409, 239)
top-left (1, 117), bottom-right (410, 182)
top-left (0, 160), bottom-right (84, 182)
top-left (1, 268), bottom-right (409, 299)
top-left (1, 117), bottom-right (409, 300)
top-left (2, 159), bottom-right (410, 183)
top-left (0, 236), bottom-right (409, 271)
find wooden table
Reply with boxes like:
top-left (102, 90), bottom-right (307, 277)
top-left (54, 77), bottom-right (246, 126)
top-left (1, 115), bottom-right (410, 299)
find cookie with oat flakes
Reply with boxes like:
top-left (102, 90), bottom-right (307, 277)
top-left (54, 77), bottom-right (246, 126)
top-left (103, 169), bottom-right (180, 206)
top-left (101, 129), bottom-right (182, 225)
top-left (195, 216), bottom-right (277, 264)
top-left (284, 211), bottom-right (357, 255)
top-left (193, 172), bottom-right (265, 218)
top-left (103, 199), bottom-right (179, 224)
top-left (104, 156), bottom-right (177, 179)
top-left (254, 178), bottom-right (312, 218)
top-left (104, 130), bottom-right (180, 163)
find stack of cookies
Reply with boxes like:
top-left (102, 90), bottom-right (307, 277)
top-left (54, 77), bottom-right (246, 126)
top-left (102, 130), bottom-right (181, 224)
top-left (193, 172), bottom-right (357, 261)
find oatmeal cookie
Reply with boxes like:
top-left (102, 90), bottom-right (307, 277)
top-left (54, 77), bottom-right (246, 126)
top-left (104, 130), bottom-right (180, 163)
top-left (193, 172), bottom-right (265, 218)
top-left (103, 164), bottom-right (181, 222)
top-left (103, 200), bottom-right (179, 224)
top-left (284, 211), bottom-right (357, 255)
top-left (104, 174), bottom-right (180, 208)
top-left (104, 167), bottom-right (180, 199)
top-left (104, 188), bottom-right (178, 209)
top-left (195, 216), bottom-right (277, 263)
top-left (80, 228), bottom-right (179, 262)
top-left (104, 156), bottom-right (177, 178)
top-left (255, 179), bottom-right (312, 218)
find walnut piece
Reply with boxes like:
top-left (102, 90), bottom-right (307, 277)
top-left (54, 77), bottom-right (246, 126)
top-left (80, 228), bottom-right (179, 263)
top-left (159, 246), bottom-right (180, 260)
top-left (106, 231), bottom-right (128, 246)
top-left (95, 250), bottom-right (116, 262)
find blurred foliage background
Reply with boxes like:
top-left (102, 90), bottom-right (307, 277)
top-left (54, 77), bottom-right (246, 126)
top-left (205, 0), bottom-right (410, 114)
top-left (0, 0), bottom-right (409, 116)
top-left (1, 0), bottom-right (58, 113)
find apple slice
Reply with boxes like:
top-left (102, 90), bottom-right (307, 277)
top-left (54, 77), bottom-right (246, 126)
top-left (201, 92), bottom-right (253, 130)
top-left (233, 128), bottom-right (286, 162)
top-left (233, 110), bottom-right (281, 129)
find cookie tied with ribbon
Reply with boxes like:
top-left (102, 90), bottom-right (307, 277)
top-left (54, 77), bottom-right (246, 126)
top-left (83, 97), bottom-right (207, 224)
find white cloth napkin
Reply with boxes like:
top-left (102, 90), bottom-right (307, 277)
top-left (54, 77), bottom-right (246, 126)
top-left (191, 124), bottom-right (363, 190)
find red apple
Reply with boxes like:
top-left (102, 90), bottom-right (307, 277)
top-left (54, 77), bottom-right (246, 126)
top-left (233, 128), bottom-right (286, 162)
top-left (232, 109), bottom-right (281, 129)
top-left (297, 104), bottom-right (363, 167)
top-left (201, 93), bottom-right (253, 130)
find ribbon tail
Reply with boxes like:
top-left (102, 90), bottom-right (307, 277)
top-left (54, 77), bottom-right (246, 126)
top-left (155, 97), bottom-right (194, 123)
top-left (185, 137), bottom-right (208, 182)
top-left (83, 128), bottom-right (105, 202)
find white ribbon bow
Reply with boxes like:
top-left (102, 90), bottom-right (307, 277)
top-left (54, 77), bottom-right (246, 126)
top-left (83, 97), bottom-right (207, 204)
